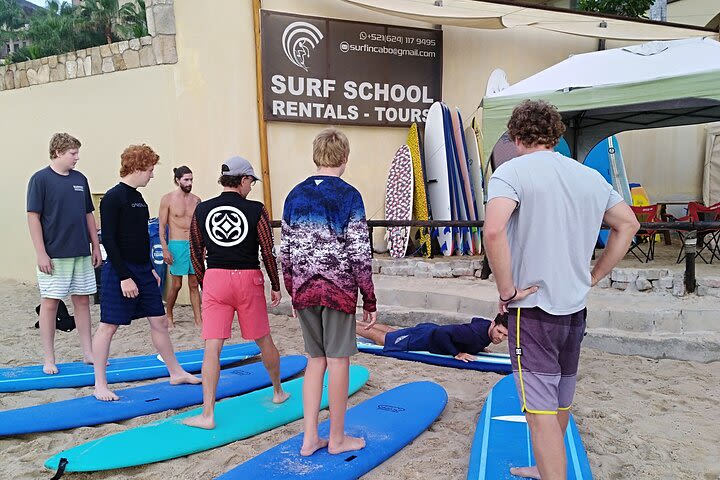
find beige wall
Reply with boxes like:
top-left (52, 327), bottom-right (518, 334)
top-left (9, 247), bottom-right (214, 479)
top-left (667, 0), bottom-right (719, 27)
top-left (0, 0), bottom-right (710, 286)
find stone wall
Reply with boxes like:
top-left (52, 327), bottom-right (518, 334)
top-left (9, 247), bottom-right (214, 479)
top-left (371, 258), bottom-right (720, 298)
top-left (0, 0), bottom-right (176, 92)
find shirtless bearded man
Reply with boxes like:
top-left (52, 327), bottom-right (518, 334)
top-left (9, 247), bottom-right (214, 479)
top-left (159, 166), bottom-right (201, 327)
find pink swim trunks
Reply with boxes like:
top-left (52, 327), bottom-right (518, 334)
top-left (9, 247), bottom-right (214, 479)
top-left (201, 269), bottom-right (271, 340)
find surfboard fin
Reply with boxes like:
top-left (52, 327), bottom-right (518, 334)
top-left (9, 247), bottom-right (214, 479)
top-left (50, 458), bottom-right (68, 480)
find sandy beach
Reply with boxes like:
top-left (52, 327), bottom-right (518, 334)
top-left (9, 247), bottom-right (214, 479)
top-left (0, 278), bottom-right (718, 480)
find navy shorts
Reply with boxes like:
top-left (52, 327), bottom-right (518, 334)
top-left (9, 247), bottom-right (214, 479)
top-left (383, 323), bottom-right (437, 352)
top-left (100, 261), bottom-right (165, 325)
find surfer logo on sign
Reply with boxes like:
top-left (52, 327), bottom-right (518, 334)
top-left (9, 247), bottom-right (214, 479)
top-left (282, 21), bottom-right (324, 71)
top-left (205, 205), bottom-right (249, 247)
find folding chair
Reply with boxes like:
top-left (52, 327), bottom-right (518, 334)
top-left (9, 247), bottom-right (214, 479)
top-left (628, 205), bottom-right (660, 263)
top-left (691, 202), bottom-right (720, 264)
top-left (667, 204), bottom-right (692, 264)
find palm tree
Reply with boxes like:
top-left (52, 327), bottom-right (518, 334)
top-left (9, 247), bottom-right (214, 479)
top-left (117, 0), bottom-right (147, 40)
top-left (0, 0), bottom-right (28, 47)
top-left (78, 0), bottom-right (120, 45)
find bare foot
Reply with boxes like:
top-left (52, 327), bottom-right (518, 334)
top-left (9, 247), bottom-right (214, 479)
top-left (272, 390), bottom-right (290, 404)
top-left (43, 362), bottom-right (58, 375)
top-left (182, 414), bottom-right (215, 430)
top-left (300, 437), bottom-right (328, 457)
top-left (170, 372), bottom-right (202, 385)
top-left (328, 435), bottom-right (365, 455)
top-left (510, 466), bottom-right (542, 479)
top-left (94, 386), bottom-right (119, 401)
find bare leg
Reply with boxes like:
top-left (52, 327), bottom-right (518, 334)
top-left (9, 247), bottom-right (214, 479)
top-left (255, 334), bottom-right (290, 404)
top-left (300, 356), bottom-right (329, 456)
top-left (356, 320), bottom-right (397, 346)
top-left (183, 338), bottom-right (223, 430)
top-left (511, 411), bottom-right (570, 479)
top-left (188, 275), bottom-right (202, 327)
top-left (92, 322), bottom-right (119, 401)
top-left (147, 315), bottom-right (201, 385)
top-left (71, 295), bottom-right (94, 364)
top-left (165, 275), bottom-right (183, 327)
top-left (39, 298), bottom-right (60, 374)
top-left (327, 356), bottom-right (365, 455)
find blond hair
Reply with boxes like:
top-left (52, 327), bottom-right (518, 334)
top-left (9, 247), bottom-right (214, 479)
top-left (49, 133), bottom-right (81, 159)
top-left (313, 128), bottom-right (349, 168)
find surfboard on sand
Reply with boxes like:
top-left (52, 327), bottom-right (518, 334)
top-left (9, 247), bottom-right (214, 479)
top-left (467, 375), bottom-right (592, 480)
top-left (408, 123), bottom-right (432, 258)
top-left (424, 101), bottom-right (454, 256)
top-left (385, 145), bottom-right (414, 258)
top-left (0, 342), bottom-right (260, 393)
top-left (45, 366), bottom-right (370, 473)
top-left (357, 340), bottom-right (511, 374)
top-left (0, 356), bottom-right (307, 436)
top-left (216, 381), bottom-right (448, 480)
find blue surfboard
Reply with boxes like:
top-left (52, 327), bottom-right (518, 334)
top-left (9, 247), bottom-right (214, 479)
top-left (582, 136), bottom-right (630, 248)
top-left (442, 103), bottom-right (461, 254)
top-left (357, 340), bottom-right (511, 374)
top-left (0, 356), bottom-right (307, 436)
top-left (467, 375), bottom-right (593, 480)
top-left (0, 342), bottom-right (260, 392)
top-left (217, 381), bottom-right (448, 479)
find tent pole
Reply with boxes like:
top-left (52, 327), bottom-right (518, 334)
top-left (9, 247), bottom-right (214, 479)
top-left (252, 0), bottom-right (274, 218)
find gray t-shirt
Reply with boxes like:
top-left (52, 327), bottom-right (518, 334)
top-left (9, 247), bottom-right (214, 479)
top-left (27, 166), bottom-right (94, 258)
top-left (487, 150), bottom-right (623, 315)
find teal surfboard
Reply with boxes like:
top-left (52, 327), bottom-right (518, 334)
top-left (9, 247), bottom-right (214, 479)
top-left (467, 375), bottom-right (592, 479)
top-left (45, 365), bottom-right (370, 473)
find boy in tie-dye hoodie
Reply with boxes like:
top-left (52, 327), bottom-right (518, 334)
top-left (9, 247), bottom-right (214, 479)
top-left (281, 127), bottom-right (377, 457)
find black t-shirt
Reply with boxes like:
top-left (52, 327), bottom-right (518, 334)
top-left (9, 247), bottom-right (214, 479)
top-left (192, 192), bottom-right (263, 270)
top-left (100, 182), bottom-right (151, 280)
top-left (428, 318), bottom-right (493, 356)
top-left (26, 167), bottom-right (94, 258)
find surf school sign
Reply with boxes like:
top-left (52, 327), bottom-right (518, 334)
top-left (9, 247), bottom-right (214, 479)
top-left (261, 10), bottom-right (443, 127)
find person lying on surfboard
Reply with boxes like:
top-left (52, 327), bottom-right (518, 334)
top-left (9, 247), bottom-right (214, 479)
top-left (357, 313), bottom-right (508, 362)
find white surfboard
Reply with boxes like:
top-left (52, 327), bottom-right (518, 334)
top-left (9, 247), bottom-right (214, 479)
top-left (424, 101), bottom-right (454, 256)
top-left (465, 125), bottom-right (485, 253)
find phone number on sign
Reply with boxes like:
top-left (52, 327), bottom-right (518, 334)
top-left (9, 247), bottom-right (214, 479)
top-left (358, 31), bottom-right (437, 47)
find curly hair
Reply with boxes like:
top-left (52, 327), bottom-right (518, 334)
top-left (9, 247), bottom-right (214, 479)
top-left (506, 100), bottom-right (566, 148)
top-left (313, 127), bottom-right (349, 168)
top-left (120, 144), bottom-right (160, 177)
top-left (49, 133), bottom-right (81, 159)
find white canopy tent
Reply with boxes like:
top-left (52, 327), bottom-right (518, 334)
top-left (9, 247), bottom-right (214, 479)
top-left (481, 37), bottom-right (720, 164)
top-left (341, 0), bottom-right (715, 41)
top-left (704, 123), bottom-right (720, 206)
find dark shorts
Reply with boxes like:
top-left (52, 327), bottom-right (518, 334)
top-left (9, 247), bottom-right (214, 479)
top-left (296, 306), bottom-right (358, 358)
top-left (100, 261), bottom-right (165, 326)
top-left (383, 323), bottom-right (436, 352)
top-left (508, 307), bottom-right (586, 414)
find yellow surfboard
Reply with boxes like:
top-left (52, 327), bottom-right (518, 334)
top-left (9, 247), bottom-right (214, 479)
top-left (408, 123), bottom-right (432, 257)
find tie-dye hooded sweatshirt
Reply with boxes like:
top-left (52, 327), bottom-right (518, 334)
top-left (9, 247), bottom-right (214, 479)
top-left (281, 175), bottom-right (376, 314)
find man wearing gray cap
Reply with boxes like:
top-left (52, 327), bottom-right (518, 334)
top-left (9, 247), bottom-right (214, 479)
top-left (184, 156), bottom-right (289, 430)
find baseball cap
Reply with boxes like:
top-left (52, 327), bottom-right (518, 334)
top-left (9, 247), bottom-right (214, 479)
top-left (221, 156), bottom-right (261, 181)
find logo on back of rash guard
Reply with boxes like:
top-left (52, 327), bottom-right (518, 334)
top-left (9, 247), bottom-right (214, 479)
top-left (205, 205), bottom-right (249, 247)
